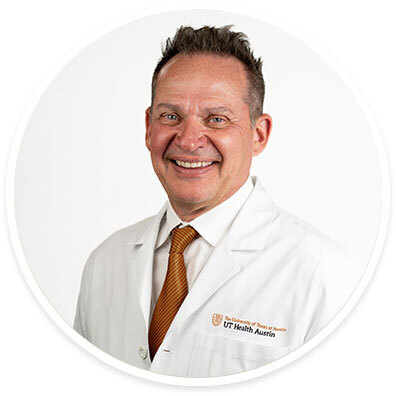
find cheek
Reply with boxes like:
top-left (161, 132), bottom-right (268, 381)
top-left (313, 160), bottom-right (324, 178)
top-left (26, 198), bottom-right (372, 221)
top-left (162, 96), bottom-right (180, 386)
top-left (212, 133), bottom-right (234, 157)
top-left (149, 127), bottom-right (173, 158)
top-left (217, 133), bottom-right (253, 164)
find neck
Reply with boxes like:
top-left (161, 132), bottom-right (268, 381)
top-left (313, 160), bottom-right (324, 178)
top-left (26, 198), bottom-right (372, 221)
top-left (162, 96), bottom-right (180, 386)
top-left (171, 204), bottom-right (211, 223)
top-left (170, 188), bottom-right (242, 222)
top-left (168, 176), bottom-right (251, 222)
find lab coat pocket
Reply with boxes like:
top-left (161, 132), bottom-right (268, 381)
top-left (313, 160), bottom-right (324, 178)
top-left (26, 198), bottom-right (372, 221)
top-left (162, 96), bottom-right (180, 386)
top-left (187, 332), bottom-right (289, 377)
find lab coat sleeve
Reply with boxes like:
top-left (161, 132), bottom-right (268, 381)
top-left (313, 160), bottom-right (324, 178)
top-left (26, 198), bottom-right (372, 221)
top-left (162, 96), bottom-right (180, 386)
top-left (73, 252), bottom-right (95, 339)
top-left (304, 240), bottom-right (363, 342)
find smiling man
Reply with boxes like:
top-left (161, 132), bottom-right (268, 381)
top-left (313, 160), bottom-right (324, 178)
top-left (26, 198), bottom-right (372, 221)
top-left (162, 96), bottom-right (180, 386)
top-left (146, 51), bottom-right (271, 221)
top-left (74, 26), bottom-right (362, 377)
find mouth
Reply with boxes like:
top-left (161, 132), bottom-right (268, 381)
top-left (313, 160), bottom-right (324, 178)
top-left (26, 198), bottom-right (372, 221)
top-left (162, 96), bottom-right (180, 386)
top-left (171, 159), bottom-right (215, 169)
top-left (168, 158), bottom-right (218, 177)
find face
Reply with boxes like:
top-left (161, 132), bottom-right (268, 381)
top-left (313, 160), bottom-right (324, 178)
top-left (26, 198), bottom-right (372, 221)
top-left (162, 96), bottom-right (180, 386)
top-left (145, 53), bottom-right (272, 221)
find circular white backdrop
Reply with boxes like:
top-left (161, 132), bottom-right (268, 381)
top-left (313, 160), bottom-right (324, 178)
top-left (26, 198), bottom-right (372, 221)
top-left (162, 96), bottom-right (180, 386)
top-left (8, 9), bottom-right (388, 386)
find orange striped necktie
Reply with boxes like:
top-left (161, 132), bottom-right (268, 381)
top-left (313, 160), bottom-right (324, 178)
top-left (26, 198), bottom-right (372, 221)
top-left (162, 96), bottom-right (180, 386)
top-left (148, 225), bottom-right (198, 360)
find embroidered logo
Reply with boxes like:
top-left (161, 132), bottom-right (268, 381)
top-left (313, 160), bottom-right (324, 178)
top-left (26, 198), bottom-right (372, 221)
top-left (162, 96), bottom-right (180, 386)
top-left (211, 313), bottom-right (223, 327)
top-left (212, 313), bottom-right (288, 338)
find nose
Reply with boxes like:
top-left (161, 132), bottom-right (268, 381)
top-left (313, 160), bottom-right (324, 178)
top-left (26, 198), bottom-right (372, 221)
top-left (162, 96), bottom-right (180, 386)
top-left (174, 118), bottom-right (207, 151)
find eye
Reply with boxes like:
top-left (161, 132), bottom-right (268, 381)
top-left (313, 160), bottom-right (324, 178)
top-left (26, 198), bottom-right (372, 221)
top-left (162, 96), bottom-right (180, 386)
top-left (160, 113), bottom-right (179, 122)
top-left (209, 116), bottom-right (226, 123)
top-left (209, 117), bottom-right (225, 124)
top-left (207, 116), bottom-right (229, 127)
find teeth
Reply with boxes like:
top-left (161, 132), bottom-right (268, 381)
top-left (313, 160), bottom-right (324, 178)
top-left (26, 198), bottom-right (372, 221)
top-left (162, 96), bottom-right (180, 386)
top-left (175, 160), bottom-right (213, 168)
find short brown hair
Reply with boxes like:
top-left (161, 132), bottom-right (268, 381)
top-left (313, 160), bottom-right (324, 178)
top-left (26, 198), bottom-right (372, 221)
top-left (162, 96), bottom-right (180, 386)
top-left (151, 25), bottom-right (265, 123)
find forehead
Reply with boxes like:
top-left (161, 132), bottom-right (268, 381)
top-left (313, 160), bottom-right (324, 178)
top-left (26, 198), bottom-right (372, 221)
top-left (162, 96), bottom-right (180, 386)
top-left (154, 53), bottom-right (249, 106)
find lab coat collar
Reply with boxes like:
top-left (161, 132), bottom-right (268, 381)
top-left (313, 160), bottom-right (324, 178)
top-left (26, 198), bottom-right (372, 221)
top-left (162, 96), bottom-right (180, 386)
top-left (228, 176), bottom-right (277, 251)
top-left (128, 176), bottom-right (275, 251)
top-left (189, 177), bottom-right (254, 247)
top-left (156, 177), bottom-right (254, 248)
top-left (127, 203), bottom-right (167, 246)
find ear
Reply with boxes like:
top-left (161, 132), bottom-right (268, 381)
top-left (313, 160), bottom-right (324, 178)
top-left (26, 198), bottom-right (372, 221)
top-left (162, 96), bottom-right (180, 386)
top-left (252, 113), bottom-right (272, 156)
top-left (145, 107), bottom-right (152, 151)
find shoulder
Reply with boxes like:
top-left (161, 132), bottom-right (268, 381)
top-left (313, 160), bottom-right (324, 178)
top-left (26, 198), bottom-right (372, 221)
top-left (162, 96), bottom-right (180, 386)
top-left (267, 208), bottom-right (333, 259)
top-left (267, 206), bottom-right (361, 284)
top-left (78, 214), bottom-right (158, 285)
top-left (275, 208), bottom-right (356, 260)
top-left (91, 214), bottom-right (157, 258)
top-left (233, 179), bottom-right (353, 265)
top-left (272, 208), bottom-right (329, 242)
top-left (275, 207), bottom-right (361, 288)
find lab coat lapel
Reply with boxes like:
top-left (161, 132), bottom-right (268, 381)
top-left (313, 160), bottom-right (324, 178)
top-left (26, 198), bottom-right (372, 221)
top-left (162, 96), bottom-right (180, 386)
top-left (126, 204), bottom-right (166, 330)
top-left (169, 234), bottom-right (240, 331)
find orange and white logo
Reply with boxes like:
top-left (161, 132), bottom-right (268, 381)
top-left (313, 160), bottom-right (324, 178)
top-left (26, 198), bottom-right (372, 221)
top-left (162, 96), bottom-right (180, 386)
top-left (212, 313), bottom-right (223, 327)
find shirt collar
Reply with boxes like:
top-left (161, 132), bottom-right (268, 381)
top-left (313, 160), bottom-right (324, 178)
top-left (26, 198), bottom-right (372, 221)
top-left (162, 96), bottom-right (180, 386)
top-left (155, 177), bottom-right (254, 248)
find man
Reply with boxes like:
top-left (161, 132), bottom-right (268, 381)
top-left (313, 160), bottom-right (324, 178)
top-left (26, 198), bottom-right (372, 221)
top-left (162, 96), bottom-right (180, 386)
top-left (74, 25), bottom-right (361, 377)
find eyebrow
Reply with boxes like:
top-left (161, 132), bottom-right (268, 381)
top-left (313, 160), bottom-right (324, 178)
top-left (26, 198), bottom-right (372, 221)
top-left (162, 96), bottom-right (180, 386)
top-left (156, 103), bottom-right (182, 112)
top-left (203, 106), bottom-right (234, 115)
top-left (155, 103), bottom-right (234, 115)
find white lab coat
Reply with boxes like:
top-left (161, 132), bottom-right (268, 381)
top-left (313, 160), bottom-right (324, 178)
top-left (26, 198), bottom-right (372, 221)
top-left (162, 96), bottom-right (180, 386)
top-left (74, 177), bottom-right (362, 377)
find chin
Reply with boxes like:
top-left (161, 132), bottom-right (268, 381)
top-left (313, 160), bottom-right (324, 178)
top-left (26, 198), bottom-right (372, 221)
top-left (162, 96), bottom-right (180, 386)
top-left (172, 187), bottom-right (214, 207)
top-left (175, 192), bottom-right (208, 206)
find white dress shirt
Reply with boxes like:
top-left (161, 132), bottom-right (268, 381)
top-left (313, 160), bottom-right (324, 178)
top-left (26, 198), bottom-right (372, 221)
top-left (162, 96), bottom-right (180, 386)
top-left (150, 177), bottom-right (254, 320)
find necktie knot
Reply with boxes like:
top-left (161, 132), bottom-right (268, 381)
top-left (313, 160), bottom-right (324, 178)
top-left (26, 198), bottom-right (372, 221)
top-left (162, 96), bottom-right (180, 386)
top-left (169, 226), bottom-right (198, 254)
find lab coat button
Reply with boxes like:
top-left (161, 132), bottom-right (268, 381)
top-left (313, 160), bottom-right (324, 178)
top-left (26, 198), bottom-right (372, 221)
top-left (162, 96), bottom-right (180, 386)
top-left (138, 346), bottom-right (148, 360)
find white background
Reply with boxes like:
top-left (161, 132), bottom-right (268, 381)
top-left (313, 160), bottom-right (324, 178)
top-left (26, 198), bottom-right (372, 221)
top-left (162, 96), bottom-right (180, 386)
top-left (12, 9), bottom-right (381, 326)
top-left (1, 0), bottom-right (394, 394)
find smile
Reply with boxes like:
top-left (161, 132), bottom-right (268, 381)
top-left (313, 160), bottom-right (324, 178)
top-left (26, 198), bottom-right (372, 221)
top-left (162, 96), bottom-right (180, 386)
top-left (174, 160), bottom-right (214, 168)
